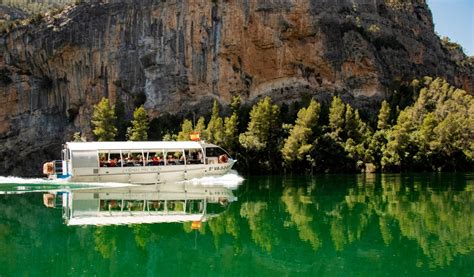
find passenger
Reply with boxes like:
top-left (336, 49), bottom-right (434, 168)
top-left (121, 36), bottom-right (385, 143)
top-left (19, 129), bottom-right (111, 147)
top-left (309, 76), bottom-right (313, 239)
top-left (125, 156), bottom-right (134, 167)
top-left (152, 155), bottom-right (160, 165)
top-left (109, 158), bottom-right (117, 167)
top-left (197, 151), bottom-right (203, 163)
top-left (100, 156), bottom-right (107, 167)
top-left (137, 154), bottom-right (143, 166)
top-left (108, 200), bottom-right (118, 211)
top-left (167, 154), bottom-right (174, 165)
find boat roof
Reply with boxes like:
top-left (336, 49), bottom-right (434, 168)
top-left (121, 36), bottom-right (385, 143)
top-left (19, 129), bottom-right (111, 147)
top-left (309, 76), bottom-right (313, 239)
top-left (66, 141), bottom-right (218, 151)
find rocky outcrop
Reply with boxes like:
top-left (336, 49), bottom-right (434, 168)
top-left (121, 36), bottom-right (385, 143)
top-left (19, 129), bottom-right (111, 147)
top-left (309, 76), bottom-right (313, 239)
top-left (0, 0), bottom-right (472, 176)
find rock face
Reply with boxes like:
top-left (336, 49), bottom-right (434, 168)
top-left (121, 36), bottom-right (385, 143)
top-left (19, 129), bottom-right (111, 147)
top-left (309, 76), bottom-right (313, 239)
top-left (0, 0), bottom-right (472, 176)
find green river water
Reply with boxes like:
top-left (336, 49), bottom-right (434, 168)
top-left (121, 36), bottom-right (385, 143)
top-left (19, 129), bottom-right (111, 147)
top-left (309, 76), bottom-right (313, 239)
top-left (0, 173), bottom-right (473, 276)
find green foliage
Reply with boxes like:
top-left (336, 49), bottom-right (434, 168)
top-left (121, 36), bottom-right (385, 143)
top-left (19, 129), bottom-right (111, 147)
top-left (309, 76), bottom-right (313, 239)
top-left (126, 77), bottom-right (473, 173)
top-left (328, 96), bottom-right (346, 135)
top-left (282, 99), bottom-right (320, 165)
top-left (177, 119), bottom-right (193, 141)
top-left (1, 0), bottom-right (73, 15)
top-left (239, 97), bottom-right (280, 151)
top-left (223, 113), bottom-right (238, 151)
top-left (382, 78), bottom-right (474, 171)
top-left (205, 100), bottom-right (224, 144)
top-left (194, 116), bottom-right (206, 135)
top-left (377, 100), bottom-right (391, 130)
top-left (91, 97), bottom-right (117, 141)
top-left (440, 36), bottom-right (463, 52)
top-left (72, 132), bottom-right (83, 142)
top-left (128, 106), bottom-right (149, 141)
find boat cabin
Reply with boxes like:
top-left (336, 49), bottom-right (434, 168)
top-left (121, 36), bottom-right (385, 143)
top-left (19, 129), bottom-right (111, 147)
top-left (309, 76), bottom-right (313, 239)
top-left (44, 141), bottom-right (235, 184)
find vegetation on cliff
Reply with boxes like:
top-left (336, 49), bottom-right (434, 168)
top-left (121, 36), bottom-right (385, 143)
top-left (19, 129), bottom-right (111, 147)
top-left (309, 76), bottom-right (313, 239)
top-left (1, 0), bottom-right (72, 15)
top-left (91, 77), bottom-right (473, 173)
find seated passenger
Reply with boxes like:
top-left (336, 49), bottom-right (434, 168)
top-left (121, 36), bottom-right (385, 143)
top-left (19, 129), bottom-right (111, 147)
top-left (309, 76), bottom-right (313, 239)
top-left (100, 156), bottom-right (107, 167)
top-left (152, 155), bottom-right (160, 165)
top-left (167, 155), bottom-right (175, 165)
top-left (108, 158), bottom-right (117, 167)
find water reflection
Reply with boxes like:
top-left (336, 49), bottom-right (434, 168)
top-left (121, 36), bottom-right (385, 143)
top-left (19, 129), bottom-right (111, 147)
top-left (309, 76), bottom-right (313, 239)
top-left (43, 183), bottom-right (237, 226)
top-left (274, 174), bottom-right (474, 269)
top-left (0, 174), bottom-right (472, 275)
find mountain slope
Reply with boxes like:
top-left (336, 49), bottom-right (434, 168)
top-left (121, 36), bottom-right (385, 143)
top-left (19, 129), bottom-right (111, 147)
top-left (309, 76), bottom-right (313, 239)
top-left (0, 0), bottom-right (472, 176)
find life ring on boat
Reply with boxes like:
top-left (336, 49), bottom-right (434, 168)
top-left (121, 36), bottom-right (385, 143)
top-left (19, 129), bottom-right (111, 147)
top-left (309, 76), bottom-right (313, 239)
top-left (43, 162), bottom-right (54, 175)
top-left (218, 154), bottom-right (228, 163)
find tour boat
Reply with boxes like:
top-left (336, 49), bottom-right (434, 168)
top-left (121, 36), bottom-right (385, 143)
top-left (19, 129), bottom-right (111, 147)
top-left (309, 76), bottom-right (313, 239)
top-left (42, 141), bottom-right (236, 184)
top-left (43, 183), bottom-right (236, 226)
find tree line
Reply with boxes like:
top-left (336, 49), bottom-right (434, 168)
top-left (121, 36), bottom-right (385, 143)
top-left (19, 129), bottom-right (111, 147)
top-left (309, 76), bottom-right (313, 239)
top-left (88, 77), bottom-right (473, 173)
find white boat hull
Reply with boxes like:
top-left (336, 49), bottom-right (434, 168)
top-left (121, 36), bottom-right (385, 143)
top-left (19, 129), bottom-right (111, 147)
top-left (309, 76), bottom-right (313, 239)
top-left (67, 161), bottom-right (236, 184)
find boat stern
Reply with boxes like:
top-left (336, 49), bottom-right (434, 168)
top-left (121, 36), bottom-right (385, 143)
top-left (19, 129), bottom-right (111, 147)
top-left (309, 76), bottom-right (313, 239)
top-left (43, 160), bottom-right (70, 180)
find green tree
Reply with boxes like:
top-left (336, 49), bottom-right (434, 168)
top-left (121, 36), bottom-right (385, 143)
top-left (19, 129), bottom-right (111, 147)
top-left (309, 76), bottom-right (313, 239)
top-left (223, 113), bottom-right (238, 151)
top-left (382, 77), bottom-right (473, 171)
top-left (91, 97), bottom-right (117, 141)
top-left (129, 105), bottom-right (149, 141)
top-left (205, 100), bottom-right (224, 144)
top-left (177, 119), bottom-right (193, 141)
top-left (377, 100), bottom-right (391, 130)
top-left (194, 116), bottom-right (206, 137)
top-left (239, 97), bottom-right (280, 151)
top-left (282, 99), bottom-right (320, 165)
top-left (328, 96), bottom-right (346, 135)
top-left (230, 95), bottom-right (241, 113)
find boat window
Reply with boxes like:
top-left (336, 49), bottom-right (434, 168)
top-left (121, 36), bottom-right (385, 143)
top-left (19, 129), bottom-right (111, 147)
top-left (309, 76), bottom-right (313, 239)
top-left (166, 200), bottom-right (185, 212)
top-left (98, 151), bottom-right (122, 167)
top-left (206, 200), bottom-right (228, 214)
top-left (205, 147), bottom-right (230, 164)
top-left (187, 200), bottom-right (204, 214)
top-left (147, 200), bottom-right (165, 212)
top-left (205, 147), bottom-right (228, 157)
top-left (185, 149), bottom-right (204, 165)
top-left (100, 200), bottom-right (122, 211)
top-left (124, 200), bottom-right (145, 212)
top-left (164, 150), bottom-right (185, 166)
top-left (122, 150), bottom-right (145, 167)
top-left (145, 150), bottom-right (164, 166)
top-left (71, 151), bottom-right (99, 168)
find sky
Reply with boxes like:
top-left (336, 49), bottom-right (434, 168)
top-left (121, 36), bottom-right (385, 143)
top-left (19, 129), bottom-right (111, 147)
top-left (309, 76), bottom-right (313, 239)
top-left (427, 0), bottom-right (474, 56)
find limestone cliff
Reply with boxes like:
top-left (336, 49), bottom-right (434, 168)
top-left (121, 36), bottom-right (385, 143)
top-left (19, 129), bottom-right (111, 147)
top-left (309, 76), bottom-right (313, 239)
top-left (0, 0), bottom-right (472, 176)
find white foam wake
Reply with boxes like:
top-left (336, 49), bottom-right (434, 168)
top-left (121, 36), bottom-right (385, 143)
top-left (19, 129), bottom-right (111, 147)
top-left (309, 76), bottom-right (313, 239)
top-left (183, 171), bottom-right (244, 189)
top-left (0, 176), bottom-right (67, 185)
top-left (0, 176), bottom-right (134, 193)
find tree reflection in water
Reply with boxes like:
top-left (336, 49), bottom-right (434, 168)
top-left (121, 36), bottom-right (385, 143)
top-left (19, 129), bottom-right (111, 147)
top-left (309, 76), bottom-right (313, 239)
top-left (203, 174), bottom-right (473, 269)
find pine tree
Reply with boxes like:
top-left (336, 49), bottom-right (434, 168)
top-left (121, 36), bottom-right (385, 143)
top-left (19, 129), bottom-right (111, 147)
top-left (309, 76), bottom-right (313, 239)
top-left (223, 112), bottom-right (238, 151)
top-left (328, 96), bottom-right (346, 135)
top-left (377, 100), bottom-right (391, 130)
top-left (282, 99), bottom-right (320, 165)
top-left (205, 100), bottom-right (224, 144)
top-left (194, 116), bottom-right (206, 139)
top-left (129, 105), bottom-right (149, 141)
top-left (91, 97), bottom-right (117, 141)
top-left (239, 96), bottom-right (280, 151)
top-left (177, 119), bottom-right (193, 141)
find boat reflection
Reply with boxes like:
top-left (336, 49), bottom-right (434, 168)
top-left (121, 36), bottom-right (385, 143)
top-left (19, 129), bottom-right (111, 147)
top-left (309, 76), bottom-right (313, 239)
top-left (43, 183), bottom-right (237, 226)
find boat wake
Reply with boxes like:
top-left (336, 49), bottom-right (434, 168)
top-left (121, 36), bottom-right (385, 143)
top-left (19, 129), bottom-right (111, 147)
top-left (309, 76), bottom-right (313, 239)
top-left (0, 176), bottom-right (134, 194)
top-left (182, 171), bottom-right (244, 189)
